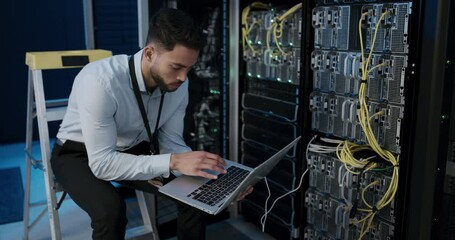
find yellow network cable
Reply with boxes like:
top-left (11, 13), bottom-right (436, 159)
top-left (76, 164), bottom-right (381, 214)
top-left (241, 2), bottom-right (269, 54)
top-left (266, 3), bottom-right (302, 57)
top-left (357, 10), bottom-right (399, 240)
top-left (361, 180), bottom-right (380, 209)
top-left (355, 164), bottom-right (398, 239)
top-left (369, 110), bottom-right (385, 123)
top-left (334, 9), bottom-right (400, 240)
top-left (336, 140), bottom-right (378, 174)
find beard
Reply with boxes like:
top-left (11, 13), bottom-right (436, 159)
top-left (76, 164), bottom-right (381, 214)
top-left (150, 65), bottom-right (182, 93)
top-left (150, 69), bottom-right (170, 92)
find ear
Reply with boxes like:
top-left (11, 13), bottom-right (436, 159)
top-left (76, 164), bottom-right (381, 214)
top-left (143, 45), bottom-right (155, 62)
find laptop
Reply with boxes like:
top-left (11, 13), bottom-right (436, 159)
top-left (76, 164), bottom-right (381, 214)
top-left (159, 136), bottom-right (301, 215)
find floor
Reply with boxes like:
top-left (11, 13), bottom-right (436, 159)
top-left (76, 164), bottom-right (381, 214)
top-left (0, 141), bottom-right (275, 240)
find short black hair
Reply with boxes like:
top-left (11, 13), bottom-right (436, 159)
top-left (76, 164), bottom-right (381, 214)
top-left (146, 8), bottom-right (205, 51)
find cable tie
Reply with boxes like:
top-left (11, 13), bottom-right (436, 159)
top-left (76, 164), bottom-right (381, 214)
top-left (394, 164), bottom-right (399, 168)
top-left (361, 79), bottom-right (367, 84)
top-left (372, 206), bottom-right (379, 213)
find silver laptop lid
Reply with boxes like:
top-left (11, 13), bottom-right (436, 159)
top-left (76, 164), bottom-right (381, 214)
top-left (215, 136), bottom-right (301, 213)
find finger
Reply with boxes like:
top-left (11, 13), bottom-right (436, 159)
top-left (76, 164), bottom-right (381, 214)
top-left (197, 170), bottom-right (218, 179)
top-left (236, 187), bottom-right (254, 201)
top-left (201, 151), bottom-right (219, 160)
top-left (244, 187), bottom-right (253, 196)
top-left (200, 157), bottom-right (225, 167)
top-left (203, 152), bottom-right (226, 166)
top-left (197, 161), bottom-right (226, 174)
top-left (237, 193), bottom-right (247, 201)
top-left (199, 163), bottom-right (226, 174)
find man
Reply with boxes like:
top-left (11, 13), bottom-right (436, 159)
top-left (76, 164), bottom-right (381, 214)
top-left (51, 8), bottom-right (252, 240)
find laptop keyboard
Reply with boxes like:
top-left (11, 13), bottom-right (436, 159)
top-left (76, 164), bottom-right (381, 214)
top-left (187, 166), bottom-right (250, 206)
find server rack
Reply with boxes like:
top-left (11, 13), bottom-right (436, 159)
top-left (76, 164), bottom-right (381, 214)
top-left (305, 1), bottom-right (413, 239)
top-left (230, 0), bottom-right (455, 239)
top-left (232, 1), bottom-right (306, 239)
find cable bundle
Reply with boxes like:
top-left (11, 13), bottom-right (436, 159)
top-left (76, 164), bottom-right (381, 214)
top-left (335, 10), bottom-right (400, 239)
top-left (266, 3), bottom-right (302, 57)
top-left (241, 2), bottom-right (270, 54)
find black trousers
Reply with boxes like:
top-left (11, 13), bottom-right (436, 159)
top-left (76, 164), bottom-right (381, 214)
top-left (50, 140), bottom-right (208, 240)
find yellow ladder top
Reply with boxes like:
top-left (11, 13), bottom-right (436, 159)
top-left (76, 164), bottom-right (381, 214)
top-left (26, 49), bottom-right (112, 70)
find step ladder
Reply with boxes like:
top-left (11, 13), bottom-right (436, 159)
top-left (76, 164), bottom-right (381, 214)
top-left (23, 50), bottom-right (160, 240)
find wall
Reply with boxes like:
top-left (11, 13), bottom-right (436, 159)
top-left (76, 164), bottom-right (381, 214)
top-left (0, 0), bottom-right (85, 143)
top-left (0, 0), bottom-right (142, 144)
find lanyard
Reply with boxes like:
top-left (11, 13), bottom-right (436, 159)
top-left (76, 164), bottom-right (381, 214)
top-left (128, 56), bottom-right (165, 155)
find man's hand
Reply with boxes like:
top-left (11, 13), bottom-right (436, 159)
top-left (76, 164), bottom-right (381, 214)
top-left (170, 151), bottom-right (226, 179)
top-left (236, 186), bottom-right (253, 201)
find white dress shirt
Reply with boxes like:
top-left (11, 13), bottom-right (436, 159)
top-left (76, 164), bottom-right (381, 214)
top-left (57, 49), bottom-right (192, 181)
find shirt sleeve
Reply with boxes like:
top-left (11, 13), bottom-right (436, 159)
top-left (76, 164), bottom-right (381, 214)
top-left (75, 73), bottom-right (170, 181)
top-left (158, 85), bottom-right (192, 155)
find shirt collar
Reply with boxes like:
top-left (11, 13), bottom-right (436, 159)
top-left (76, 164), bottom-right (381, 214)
top-left (132, 49), bottom-right (148, 93)
top-left (131, 49), bottom-right (165, 98)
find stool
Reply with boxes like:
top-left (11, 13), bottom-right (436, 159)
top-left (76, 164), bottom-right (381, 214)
top-left (23, 50), bottom-right (160, 240)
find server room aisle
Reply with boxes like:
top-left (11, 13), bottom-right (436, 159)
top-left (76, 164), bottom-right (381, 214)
top-left (0, 141), bottom-right (275, 240)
